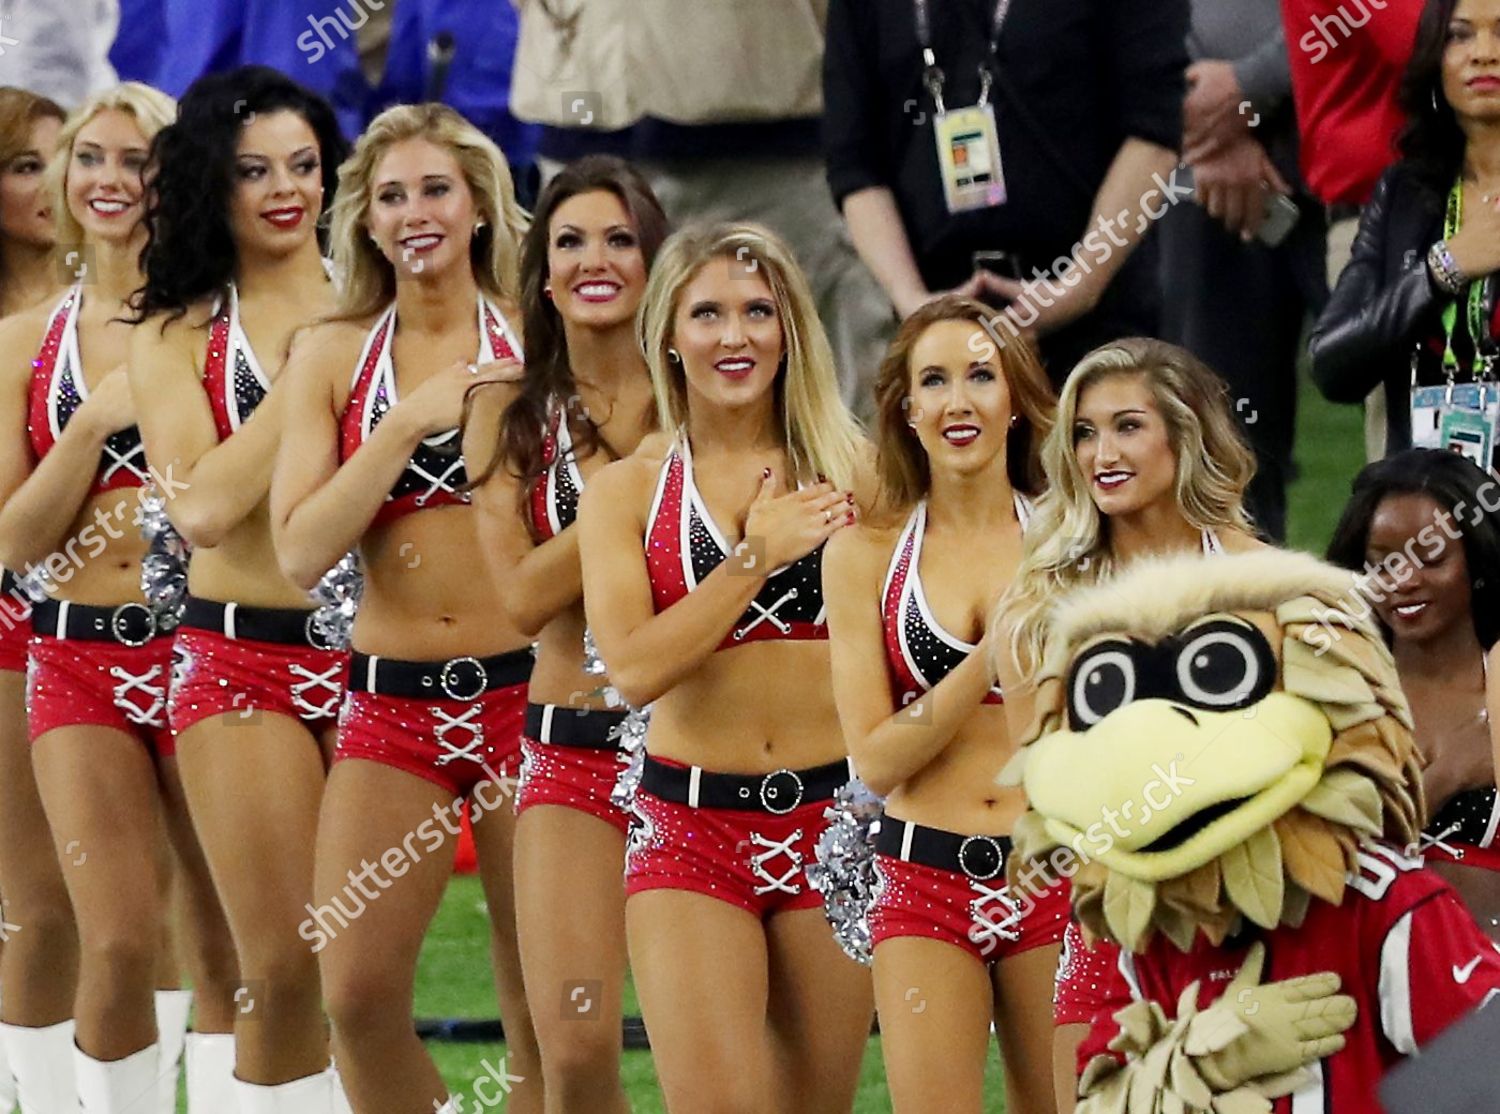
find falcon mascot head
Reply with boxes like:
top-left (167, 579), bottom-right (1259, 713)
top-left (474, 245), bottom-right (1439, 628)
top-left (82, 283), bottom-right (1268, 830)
top-left (1002, 548), bottom-right (1423, 954)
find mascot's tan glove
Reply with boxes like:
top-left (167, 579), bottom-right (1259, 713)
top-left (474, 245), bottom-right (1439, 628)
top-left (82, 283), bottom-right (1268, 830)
top-left (1077, 943), bottom-right (1356, 1114)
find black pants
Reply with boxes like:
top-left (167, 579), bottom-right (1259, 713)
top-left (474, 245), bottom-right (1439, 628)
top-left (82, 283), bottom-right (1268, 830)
top-left (1158, 196), bottom-right (1328, 542)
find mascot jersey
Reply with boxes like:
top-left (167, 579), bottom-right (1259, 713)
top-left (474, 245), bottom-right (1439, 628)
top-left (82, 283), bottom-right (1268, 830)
top-left (1076, 843), bottom-right (1500, 1110)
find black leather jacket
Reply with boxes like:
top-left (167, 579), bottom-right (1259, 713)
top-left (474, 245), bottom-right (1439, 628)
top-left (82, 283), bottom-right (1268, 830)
top-left (1309, 162), bottom-right (1448, 453)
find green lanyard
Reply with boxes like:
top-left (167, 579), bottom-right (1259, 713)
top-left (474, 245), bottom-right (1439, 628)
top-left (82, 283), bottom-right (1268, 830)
top-left (1442, 180), bottom-right (1493, 378)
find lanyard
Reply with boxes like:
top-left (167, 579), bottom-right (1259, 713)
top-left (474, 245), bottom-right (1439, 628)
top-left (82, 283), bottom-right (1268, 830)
top-left (914, 0), bottom-right (1013, 115)
top-left (1441, 180), bottom-right (1496, 379)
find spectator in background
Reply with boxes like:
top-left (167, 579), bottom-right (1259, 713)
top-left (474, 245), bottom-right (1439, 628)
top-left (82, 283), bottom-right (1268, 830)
top-left (509, 0), bottom-right (892, 417)
top-left (823, 0), bottom-right (1188, 386)
top-left (0, 0), bottom-right (118, 108)
top-left (1310, 0), bottom-right (1500, 458)
top-left (1281, 0), bottom-right (1424, 459)
top-left (1157, 1), bottom-right (1328, 541)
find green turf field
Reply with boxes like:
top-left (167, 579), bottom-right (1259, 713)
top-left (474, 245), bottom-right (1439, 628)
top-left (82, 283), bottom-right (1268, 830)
top-left (414, 373), bottom-right (1367, 1113)
top-left (169, 370), bottom-right (1368, 1112)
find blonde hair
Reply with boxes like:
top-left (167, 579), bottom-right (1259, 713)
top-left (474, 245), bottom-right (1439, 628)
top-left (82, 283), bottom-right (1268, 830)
top-left (872, 295), bottom-right (1054, 512)
top-left (328, 103), bottom-right (529, 318)
top-left (46, 82), bottom-right (175, 255)
top-left (996, 337), bottom-right (1257, 677)
top-left (637, 221), bottom-right (864, 489)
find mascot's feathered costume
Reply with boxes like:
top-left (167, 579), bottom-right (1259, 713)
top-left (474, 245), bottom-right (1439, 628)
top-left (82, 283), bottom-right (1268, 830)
top-left (1002, 549), bottom-right (1500, 1113)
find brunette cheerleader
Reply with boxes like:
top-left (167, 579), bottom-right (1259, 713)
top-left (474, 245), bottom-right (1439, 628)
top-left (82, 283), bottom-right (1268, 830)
top-left (130, 66), bottom-right (352, 1111)
top-left (823, 296), bottom-right (1060, 1113)
top-left (467, 155), bottom-right (665, 1112)
top-left (270, 103), bottom-right (538, 1114)
top-left (579, 222), bottom-right (874, 1113)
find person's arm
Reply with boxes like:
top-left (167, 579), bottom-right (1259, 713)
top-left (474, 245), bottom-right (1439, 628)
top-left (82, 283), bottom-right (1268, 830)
top-left (129, 316), bottom-right (287, 549)
top-left (0, 315), bottom-right (133, 569)
top-left (823, 526), bottom-right (996, 795)
top-left (1309, 170), bottom-right (1438, 403)
top-left (1487, 641), bottom-right (1500, 816)
top-left (579, 454), bottom-right (852, 708)
top-left (464, 383), bottom-right (585, 637)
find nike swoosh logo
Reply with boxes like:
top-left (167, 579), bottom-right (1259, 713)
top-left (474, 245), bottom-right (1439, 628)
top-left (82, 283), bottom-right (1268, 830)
top-left (1455, 956), bottom-right (1484, 984)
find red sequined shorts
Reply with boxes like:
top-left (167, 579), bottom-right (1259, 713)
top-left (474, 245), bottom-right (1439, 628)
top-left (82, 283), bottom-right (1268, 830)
top-left (1052, 921), bottom-right (1128, 1026)
top-left (516, 703), bottom-right (630, 835)
top-left (169, 623), bottom-right (349, 735)
top-left (0, 573), bottom-right (31, 673)
top-left (624, 756), bottom-right (847, 917)
top-left (869, 818), bottom-right (1069, 965)
top-left (27, 633), bottom-right (176, 756)
top-left (335, 652), bottom-right (528, 798)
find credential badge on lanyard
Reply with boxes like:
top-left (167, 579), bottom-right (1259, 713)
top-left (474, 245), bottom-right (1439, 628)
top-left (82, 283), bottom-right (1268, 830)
top-left (1411, 180), bottom-right (1500, 476)
top-left (917, 0), bottom-right (1010, 214)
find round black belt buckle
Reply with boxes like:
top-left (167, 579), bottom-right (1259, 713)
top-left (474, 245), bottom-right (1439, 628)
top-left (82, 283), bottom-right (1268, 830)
top-left (439, 656), bottom-right (488, 701)
top-left (758, 768), bottom-right (804, 815)
top-left (111, 603), bottom-right (156, 648)
top-left (304, 612), bottom-right (334, 652)
top-left (958, 835), bottom-right (1005, 881)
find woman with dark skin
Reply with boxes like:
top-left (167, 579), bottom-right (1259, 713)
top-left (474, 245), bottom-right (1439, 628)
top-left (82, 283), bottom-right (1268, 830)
top-left (1328, 448), bottom-right (1500, 939)
top-left (0, 83), bottom-right (76, 1114)
top-left (271, 103), bottom-right (540, 1114)
top-left (130, 66), bottom-right (353, 1111)
top-left (824, 296), bottom-right (1061, 1114)
top-left (467, 155), bottom-right (664, 1113)
top-left (0, 83), bottom-right (237, 1114)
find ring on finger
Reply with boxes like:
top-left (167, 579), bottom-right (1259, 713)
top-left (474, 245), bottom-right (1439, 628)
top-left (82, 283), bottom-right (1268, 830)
top-left (466, 362), bottom-right (480, 375)
top-left (824, 508), bottom-right (832, 524)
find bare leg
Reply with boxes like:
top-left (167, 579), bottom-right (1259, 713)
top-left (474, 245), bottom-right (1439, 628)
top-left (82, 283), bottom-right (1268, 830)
top-left (1053, 1023), bottom-right (1088, 1114)
top-left (991, 943), bottom-right (1063, 1114)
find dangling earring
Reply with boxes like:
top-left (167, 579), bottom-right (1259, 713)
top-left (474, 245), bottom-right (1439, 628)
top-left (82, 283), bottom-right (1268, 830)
top-left (474, 218), bottom-right (487, 235)
top-left (1433, 87), bottom-right (1441, 113)
top-left (667, 348), bottom-right (682, 364)
top-left (1010, 414), bottom-right (1020, 428)
top-left (543, 286), bottom-right (554, 300)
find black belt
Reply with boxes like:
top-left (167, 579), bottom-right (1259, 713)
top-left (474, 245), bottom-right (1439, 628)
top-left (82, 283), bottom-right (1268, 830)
top-left (875, 816), bottom-right (1013, 882)
top-left (181, 597), bottom-right (335, 650)
top-left (639, 754), bottom-right (850, 815)
top-left (348, 648), bottom-right (532, 702)
top-left (524, 703), bottom-right (626, 749)
top-left (1, 569), bottom-right (17, 597)
top-left (31, 599), bottom-right (163, 647)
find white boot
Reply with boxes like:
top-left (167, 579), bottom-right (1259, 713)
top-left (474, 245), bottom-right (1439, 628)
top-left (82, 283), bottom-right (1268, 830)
top-left (1, 1019), bottom-right (77, 1113)
top-left (183, 1033), bottom-right (236, 1113)
top-left (153, 991), bottom-right (192, 1114)
top-left (330, 1064), bottom-right (353, 1114)
top-left (75, 1043), bottom-right (160, 1114)
top-left (233, 1068), bottom-right (333, 1114)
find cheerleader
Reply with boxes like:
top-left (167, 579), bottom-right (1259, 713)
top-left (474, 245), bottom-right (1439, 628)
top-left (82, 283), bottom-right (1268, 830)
top-left (130, 66), bottom-right (350, 1110)
top-left (996, 337), bottom-right (1263, 1105)
top-left (0, 84), bottom-right (74, 1114)
top-left (466, 156), bottom-right (665, 1110)
top-left (0, 83), bottom-right (238, 1114)
top-left (270, 103), bottom-right (537, 1114)
top-left (823, 296), bottom-right (1060, 1113)
top-left (578, 222), bottom-right (874, 1113)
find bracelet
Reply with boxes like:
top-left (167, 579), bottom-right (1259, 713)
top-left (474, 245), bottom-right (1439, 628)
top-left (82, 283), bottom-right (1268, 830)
top-left (1428, 240), bottom-right (1467, 296)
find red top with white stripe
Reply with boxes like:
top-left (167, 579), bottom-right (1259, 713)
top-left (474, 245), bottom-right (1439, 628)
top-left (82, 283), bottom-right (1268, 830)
top-left (203, 284), bottom-right (271, 443)
top-left (881, 495), bottom-right (1031, 711)
top-left (27, 285), bottom-right (152, 493)
top-left (1076, 844), bottom-right (1500, 1111)
top-left (645, 437), bottom-right (827, 651)
top-left (529, 398), bottom-right (585, 541)
top-left (338, 296), bottom-right (522, 529)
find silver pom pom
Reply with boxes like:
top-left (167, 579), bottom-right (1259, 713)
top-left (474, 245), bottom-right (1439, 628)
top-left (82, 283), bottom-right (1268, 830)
top-left (609, 704), bottom-right (651, 815)
top-left (310, 552), bottom-right (364, 650)
top-left (136, 483), bottom-right (189, 631)
top-left (806, 777), bottom-right (885, 965)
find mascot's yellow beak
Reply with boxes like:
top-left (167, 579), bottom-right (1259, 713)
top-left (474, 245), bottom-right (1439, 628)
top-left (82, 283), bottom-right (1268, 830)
top-left (1024, 693), bottom-right (1333, 883)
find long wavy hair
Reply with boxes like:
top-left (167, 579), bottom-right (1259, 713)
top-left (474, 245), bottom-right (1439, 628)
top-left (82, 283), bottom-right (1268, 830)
top-left (1327, 447), bottom-right (1500, 650)
top-left (997, 338), bottom-right (1257, 676)
top-left (1397, 0), bottom-right (1468, 188)
top-left (470, 156), bottom-right (668, 536)
top-left (637, 221), bottom-right (865, 490)
top-left (328, 103), bottom-right (529, 319)
top-left (134, 66), bottom-right (345, 325)
top-left (0, 87), bottom-right (65, 303)
top-left (872, 295), bottom-right (1054, 513)
top-left (46, 82), bottom-right (176, 256)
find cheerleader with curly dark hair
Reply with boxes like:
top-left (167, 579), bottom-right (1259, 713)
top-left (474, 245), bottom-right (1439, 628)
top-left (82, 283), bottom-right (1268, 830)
top-left (129, 66), bottom-right (351, 1111)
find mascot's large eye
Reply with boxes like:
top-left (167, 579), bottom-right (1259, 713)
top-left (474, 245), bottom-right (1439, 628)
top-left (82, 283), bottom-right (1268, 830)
top-left (1172, 622), bottom-right (1274, 711)
top-left (1069, 645), bottom-right (1137, 728)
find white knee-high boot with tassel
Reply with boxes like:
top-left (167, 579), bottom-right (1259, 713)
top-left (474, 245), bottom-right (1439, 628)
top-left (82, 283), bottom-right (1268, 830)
top-left (0, 1018), bottom-right (77, 1113)
top-left (75, 1043), bottom-right (160, 1114)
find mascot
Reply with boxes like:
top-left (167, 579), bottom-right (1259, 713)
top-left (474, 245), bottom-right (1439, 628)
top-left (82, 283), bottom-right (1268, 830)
top-left (1002, 549), bottom-right (1500, 1112)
